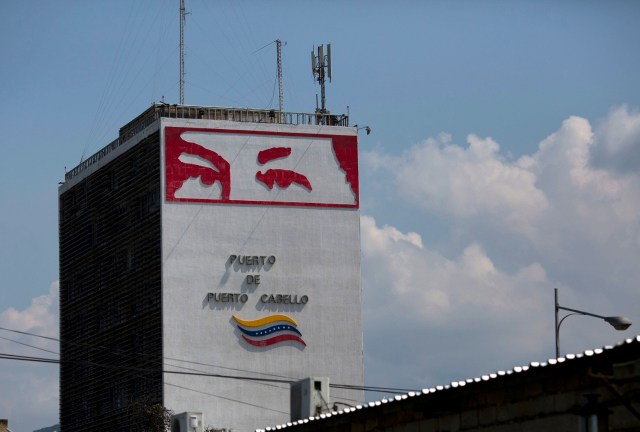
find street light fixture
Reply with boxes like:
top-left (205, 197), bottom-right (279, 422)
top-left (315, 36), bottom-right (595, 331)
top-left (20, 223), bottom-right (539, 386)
top-left (555, 288), bottom-right (632, 358)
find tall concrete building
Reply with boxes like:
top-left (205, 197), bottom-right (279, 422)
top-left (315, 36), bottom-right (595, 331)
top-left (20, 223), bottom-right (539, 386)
top-left (59, 104), bottom-right (362, 431)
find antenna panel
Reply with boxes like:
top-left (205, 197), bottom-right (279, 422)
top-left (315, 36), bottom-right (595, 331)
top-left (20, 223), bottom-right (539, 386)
top-left (311, 50), bottom-right (317, 78)
top-left (327, 44), bottom-right (332, 82)
top-left (318, 45), bottom-right (324, 67)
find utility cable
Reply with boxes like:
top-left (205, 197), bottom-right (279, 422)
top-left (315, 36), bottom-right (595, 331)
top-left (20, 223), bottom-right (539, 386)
top-left (165, 381), bottom-right (289, 415)
top-left (0, 350), bottom-right (418, 394)
top-left (0, 335), bottom-right (58, 355)
top-left (0, 353), bottom-right (58, 364)
top-left (0, 326), bottom-right (292, 383)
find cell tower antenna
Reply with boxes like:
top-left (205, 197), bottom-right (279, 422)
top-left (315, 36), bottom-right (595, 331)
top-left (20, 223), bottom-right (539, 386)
top-left (179, 0), bottom-right (187, 105)
top-left (276, 39), bottom-right (286, 115)
top-left (311, 43), bottom-right (332, 121)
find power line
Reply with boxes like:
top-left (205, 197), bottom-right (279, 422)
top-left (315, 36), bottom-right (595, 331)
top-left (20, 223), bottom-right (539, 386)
top-left (166, 382), bottom-right (289, 415)
top-left (0, 350), bottom-right (417, 394)
top-left (0, 326), bottom-right (58, 342)
top-left (0, 335), bottom-right (58, 355)
top-left (1, 325), bottom-right (395, 411)
top-left (0, 351), bottom-right (291, 414)
top-left (0, 325), bottom-right (414, 404)
top-left (0, 326), bottom-right (420, 394)
top-left (1, 325), bottom-right (282, 383)
top-left (0, 353), bottom-right (58, 364)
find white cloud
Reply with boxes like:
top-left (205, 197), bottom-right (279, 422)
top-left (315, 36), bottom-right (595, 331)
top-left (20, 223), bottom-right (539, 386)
top-left (524, 115), bottom-right (640, 293)
top-left (361, 215), bottom-right (547, 322)
top-left (361, 215), bottom-right (550, 390)
top-left (1, 281), bottom-right (59, 337)
top-left (361, 215), bottom-right (423, 254)
top-left (364, 107), bottom-right (640, 294)
top-left (0, 282), bottom-right (59, 432)
top-left (592, 105), bottom-right (640, 174)
top-left (532, 115), bottom-right (627, 205)
top-left (361, 107), bottom-right (640, 392)
top-left (371, 132), bottom-right (548, 238)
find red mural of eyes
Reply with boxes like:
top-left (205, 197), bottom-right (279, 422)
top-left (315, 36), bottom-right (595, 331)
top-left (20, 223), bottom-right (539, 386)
top-left (165, 128), bottom-right (231, 200)
top-left (164, 127), bottom-right (359, 207)
top-left (256, 146), bottom-right (312, 191)
top-left (255, 169), bottom-right (313, 191)
top-left (257, 146), bottom-right (291, 164)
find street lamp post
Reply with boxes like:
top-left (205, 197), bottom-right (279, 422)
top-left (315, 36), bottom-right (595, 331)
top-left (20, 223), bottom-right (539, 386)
top-left (554, 288), bottom-right (632, 358)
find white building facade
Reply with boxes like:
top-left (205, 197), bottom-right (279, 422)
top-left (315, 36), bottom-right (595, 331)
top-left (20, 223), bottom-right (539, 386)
top-left (160, 118), bottom-right (363, 431)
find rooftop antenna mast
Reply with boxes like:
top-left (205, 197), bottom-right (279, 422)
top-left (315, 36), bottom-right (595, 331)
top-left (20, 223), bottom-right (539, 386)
top-left (311, 44), bottom-right (332, 120)
top-left (276, 39), bottom-right (286, 115)
top-left (179, 0), bottom-right (187, 105)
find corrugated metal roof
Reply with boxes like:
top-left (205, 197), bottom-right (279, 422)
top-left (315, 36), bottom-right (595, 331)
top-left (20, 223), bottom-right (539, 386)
top-left (257, 335), bottom-right (640, 431)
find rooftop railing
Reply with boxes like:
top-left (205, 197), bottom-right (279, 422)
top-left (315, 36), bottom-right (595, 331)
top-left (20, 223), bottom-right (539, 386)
top-left (64, 104), bottom-right (349, 182)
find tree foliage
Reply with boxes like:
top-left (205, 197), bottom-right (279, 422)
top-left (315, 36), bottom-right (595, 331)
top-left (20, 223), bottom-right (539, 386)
top-left (129, 400), bottom-right (174, 432)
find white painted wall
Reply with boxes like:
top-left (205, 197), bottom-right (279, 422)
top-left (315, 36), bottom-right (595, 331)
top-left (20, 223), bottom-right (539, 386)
top-left (160, 118), bottom-right (363, 432)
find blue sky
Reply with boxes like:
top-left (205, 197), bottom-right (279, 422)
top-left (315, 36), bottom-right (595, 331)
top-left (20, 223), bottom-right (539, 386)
top-left (1, 1), bottom-right (640, 431)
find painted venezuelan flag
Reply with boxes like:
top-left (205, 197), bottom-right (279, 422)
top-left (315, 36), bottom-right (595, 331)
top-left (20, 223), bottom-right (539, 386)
top-left (232, 314), bottom-right (306, 347)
